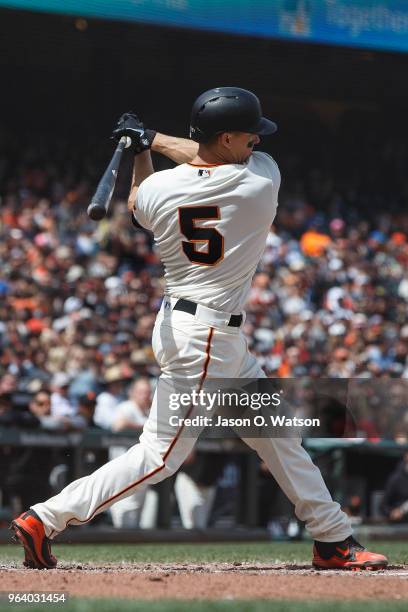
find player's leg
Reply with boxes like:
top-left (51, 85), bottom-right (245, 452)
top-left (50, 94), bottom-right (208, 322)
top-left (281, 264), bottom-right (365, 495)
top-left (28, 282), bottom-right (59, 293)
top-left (237, 351), bottom-right (352, 540)
top-left (237, 344), bottom-right (387, 568)
top-left (10, 310), bottom-right (212, 567)
top-left (11, 382), bottom-right (197, 567)
top-left (33, 380), bottom-right (195, 528)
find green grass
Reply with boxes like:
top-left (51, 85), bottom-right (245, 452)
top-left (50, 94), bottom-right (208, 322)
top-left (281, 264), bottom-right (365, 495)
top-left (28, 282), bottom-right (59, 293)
top-left (1, 541), bottom-right (406, 611)
top-left (0, 540), bottom-right (406, 565)
top-left (0, 601), bottom-right (407, 612)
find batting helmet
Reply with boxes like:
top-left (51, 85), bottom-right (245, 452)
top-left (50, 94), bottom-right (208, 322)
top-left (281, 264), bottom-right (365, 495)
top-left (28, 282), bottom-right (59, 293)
top-left (189, 87), bottom-right (277, 143)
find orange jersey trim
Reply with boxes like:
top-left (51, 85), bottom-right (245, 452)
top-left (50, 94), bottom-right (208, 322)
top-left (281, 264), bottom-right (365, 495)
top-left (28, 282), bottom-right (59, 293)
top-left (187, 162), bottom-right (227, 167)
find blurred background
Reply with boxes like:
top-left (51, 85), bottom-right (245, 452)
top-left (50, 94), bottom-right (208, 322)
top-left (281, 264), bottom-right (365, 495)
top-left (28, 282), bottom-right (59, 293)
top-left (0, 0), bottom-right (407, 542)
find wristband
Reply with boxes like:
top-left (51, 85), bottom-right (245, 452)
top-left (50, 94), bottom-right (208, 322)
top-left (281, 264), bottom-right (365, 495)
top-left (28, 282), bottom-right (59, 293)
top-left (134, 129), bottom-right (157, 156)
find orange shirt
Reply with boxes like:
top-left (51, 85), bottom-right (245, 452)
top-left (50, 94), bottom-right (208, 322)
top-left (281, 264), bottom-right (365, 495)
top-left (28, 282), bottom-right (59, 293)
top-left (300, 230), bottom-right (331, 257)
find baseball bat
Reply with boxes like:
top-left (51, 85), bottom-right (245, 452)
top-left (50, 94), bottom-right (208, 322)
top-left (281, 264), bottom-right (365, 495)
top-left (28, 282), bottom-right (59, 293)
top-left (87, 136), bottom-right (131, 221)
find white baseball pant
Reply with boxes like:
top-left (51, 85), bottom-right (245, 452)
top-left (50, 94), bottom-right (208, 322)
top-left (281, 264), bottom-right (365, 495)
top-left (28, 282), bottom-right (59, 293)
top-left (32, 298), bottom-right (352, 542)
top-left (174, 472), bottom-right (216, 529)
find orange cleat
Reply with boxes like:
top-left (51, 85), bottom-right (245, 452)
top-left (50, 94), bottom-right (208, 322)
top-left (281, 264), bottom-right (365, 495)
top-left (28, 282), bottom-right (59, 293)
top-left (10, 510), bottom-right (57, 570)
top-left (313, 535), bottom-right (388, 570)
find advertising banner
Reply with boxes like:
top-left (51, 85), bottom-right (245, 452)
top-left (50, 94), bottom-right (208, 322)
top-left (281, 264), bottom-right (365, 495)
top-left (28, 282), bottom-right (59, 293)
top-left (1, 1), bottom-right (408, 53)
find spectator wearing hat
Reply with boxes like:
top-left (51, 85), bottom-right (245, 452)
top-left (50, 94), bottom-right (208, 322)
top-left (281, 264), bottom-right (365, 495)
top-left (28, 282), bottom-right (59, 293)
top-left (94, 365), bottom-right (133, 430)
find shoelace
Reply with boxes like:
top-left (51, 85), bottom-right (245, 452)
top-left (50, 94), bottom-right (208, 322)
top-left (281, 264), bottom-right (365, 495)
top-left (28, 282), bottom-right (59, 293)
top-left (345, 535), bottom-right (365, 552)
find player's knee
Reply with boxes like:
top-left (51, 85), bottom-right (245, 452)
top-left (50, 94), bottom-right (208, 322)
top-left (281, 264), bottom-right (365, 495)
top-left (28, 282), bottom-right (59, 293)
top-left (130, 441), bottom-right (179, 480)
top-left (126, 440), bottom-right (164, 472)
top-left (135, 433), bottom-right (193, 478)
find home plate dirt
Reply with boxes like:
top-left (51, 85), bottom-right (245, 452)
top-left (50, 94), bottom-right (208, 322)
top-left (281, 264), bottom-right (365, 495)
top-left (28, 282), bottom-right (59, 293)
top-left (1, 563), bottom-right (408, 600)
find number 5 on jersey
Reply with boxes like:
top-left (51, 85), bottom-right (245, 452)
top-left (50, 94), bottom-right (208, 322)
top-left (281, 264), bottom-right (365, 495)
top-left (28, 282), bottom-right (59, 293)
top-left (178, 206), bottom-right (224, 266)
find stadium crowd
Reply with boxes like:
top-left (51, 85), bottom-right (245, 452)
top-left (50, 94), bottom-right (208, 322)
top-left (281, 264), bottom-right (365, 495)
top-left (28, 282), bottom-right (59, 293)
top-left (0, 117), bottom-right (407, 441)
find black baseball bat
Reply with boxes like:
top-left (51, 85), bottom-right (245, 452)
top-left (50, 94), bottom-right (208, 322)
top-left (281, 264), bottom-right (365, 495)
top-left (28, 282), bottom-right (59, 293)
top-left (87, 136), bottom-right (130, 221)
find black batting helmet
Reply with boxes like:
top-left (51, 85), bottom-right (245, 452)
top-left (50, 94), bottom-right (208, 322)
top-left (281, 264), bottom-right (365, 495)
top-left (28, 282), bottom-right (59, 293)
top-left (189, 87), bottom-right (277, 143)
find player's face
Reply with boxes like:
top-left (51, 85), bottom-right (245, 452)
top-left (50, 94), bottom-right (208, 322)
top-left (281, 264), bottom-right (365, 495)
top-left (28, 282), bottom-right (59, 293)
top-left (221, 131), bottom-right (260, 163)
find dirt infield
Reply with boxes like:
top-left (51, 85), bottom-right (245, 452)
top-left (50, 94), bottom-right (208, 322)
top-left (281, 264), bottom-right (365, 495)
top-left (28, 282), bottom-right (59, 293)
top-left (1, 562), bottom-right (408, 600)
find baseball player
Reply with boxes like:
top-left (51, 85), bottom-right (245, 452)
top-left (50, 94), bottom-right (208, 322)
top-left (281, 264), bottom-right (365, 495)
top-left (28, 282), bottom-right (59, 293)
top-left (11, 87), bottom-right (387, 570)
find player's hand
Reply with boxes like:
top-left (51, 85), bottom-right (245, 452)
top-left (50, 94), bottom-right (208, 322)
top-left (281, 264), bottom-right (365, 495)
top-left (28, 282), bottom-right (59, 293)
top-left (112, 112), bottom-right (156, 155)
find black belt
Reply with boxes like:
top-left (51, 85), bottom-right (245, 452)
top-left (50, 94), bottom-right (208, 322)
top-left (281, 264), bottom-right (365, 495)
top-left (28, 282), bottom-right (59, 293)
top-left (173, 298), bottom-right (243, 327)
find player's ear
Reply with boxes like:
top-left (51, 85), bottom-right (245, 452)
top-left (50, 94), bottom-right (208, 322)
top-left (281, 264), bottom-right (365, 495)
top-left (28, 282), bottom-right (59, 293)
top-left (220, 132), bottom-right (232, 148)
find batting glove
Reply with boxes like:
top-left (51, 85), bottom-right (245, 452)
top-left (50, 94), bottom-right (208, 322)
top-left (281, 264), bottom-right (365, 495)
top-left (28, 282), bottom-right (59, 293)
top-left (112, 112), bottom-right (156, 155)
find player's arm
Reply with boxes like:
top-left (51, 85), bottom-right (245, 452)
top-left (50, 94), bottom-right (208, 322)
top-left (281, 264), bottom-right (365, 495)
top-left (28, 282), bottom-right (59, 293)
top-left (111, 113), bottom-right (155, 212)
top-left (151, 132), bottom-right (198, 164)
top-left (127, 134), bottom-right (198, 212)
top-left (112, 112), bottom-right (198, 212)
top-left (127, 136), bottom-right (199, 214)
top-left (113, 111), bottom-right (198, 166)
top-left (127, 150), bottom-right (154, 213)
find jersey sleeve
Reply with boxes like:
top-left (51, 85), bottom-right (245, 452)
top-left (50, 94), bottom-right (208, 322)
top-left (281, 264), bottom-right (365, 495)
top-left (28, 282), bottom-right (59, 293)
top-left (132, 181), bottom-right (153, 231)
top-left (253, 151), bottom-right (281, 208)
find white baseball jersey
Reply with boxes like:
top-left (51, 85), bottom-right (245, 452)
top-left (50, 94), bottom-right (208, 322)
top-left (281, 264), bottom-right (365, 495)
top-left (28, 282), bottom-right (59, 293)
top-left (133, 151), bottom-right (280, 313)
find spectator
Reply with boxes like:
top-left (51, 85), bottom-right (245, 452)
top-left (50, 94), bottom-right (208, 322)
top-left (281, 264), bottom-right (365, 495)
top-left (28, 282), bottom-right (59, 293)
top-left (300, 221), bottom-right (331, 257)
top-left (93, 365), bottom-right (133, 430)
top-left (0, 122), bottom-right (407, 441)
top-left (50, 373), bottom-right (75, 418)
top-left (76, 392), bottom-right (98, 428)
top-left (111, 377), bottom-right (152, 432)
top-left (0, 390), bottom-right (60, 429)
top-left (30, 389), bottom-right (84, 431)
top-left (0, 375), bottom-right (17, 395)
top-left (109, 377), bottom-right (157, 529)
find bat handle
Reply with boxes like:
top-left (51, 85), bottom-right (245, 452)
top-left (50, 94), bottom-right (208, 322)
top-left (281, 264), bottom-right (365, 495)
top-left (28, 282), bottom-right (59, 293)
top-left (87, 136), bottom-right (130, 221)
